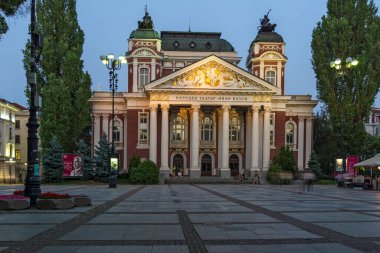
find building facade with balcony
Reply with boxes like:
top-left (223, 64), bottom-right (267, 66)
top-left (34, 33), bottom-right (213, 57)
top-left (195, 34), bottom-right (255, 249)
top-left (90, 10), bottom-right (317, 178)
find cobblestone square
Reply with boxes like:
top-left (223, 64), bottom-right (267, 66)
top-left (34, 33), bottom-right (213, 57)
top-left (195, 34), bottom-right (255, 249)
top-left (1, 184), bottom-right (380, 253)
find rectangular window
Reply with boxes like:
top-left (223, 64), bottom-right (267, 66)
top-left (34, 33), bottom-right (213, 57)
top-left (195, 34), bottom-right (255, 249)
top-left (139, 129), bottom-right (148, 144)
top-left (140, 113), bottom-right (148, 124)
top-left (15, 135), bottom-right (20, 144)
top-left (139, 68), bottom-right (150, 88)
top-left (15, 150), bottom-right (21, 160)
top-left (270, 113), bottom-right (275, 147)
top-left (9, 127), bottom-right (12, 141)
top-left (15, 120), bottom-right (20, 129)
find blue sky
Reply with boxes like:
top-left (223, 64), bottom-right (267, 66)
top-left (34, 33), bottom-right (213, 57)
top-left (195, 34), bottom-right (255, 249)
top-left (1, 0), bottom-right (379, 110)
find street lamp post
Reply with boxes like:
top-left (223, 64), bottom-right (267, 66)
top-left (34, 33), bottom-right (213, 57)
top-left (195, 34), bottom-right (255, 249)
top-left (100, 53), bottom-right (126, 188)
top-left (330, 57), bottom-right (358, 179)
top-left (24, 0), bottom-right (43, 206)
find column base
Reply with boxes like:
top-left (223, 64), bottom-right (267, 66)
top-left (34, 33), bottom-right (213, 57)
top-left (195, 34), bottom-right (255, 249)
top-left (220, 169), bottom-right (230, 178)
top-left (160, 167), bottom-right (170, 177)
top-left (190, 169), bottom-right (201, 178)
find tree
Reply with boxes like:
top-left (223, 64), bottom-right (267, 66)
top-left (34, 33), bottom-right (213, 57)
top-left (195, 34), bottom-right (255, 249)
top-left (0, 0), bottom-right (27, 40)
top-left (23, 0), bottom-right (92, 152)
top-left (94, 134), bottom-right (111, 177)
top-left (308, 151), bottom-right (323, 180)
top-left (311, 0), bottom-right (380, 156)
top-left (42, 135), bottom-right (63, 182)
top-left (76, 139), bottom-right (92, 180)
top-left (272, 146), bottom-right (298, 174)
top-left (313, 112), bottom-right (337, 176)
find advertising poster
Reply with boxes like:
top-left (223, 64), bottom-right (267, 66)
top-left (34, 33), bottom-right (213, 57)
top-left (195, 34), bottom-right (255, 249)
top-left (63, 154), bottom-right (83, 177)
top-left (347, 155), bottom-right (359, 177)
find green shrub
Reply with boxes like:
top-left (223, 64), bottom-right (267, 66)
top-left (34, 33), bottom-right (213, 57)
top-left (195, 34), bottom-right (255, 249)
top-left (129, 155), bottom-right (141, 171)
top-left (130, 160), bottom-right (159, 184)
top-left (267, 164), bottom-right (282, 182)
top-left (272, 146), bottom-right (298, 174)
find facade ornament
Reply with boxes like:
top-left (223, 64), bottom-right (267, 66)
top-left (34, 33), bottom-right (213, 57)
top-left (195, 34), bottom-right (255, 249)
top-left (253, 95), bottom-right (271, 102)
top-left (138, 5), bottom-right (154, 29)
top-left (258, 9), bottom-right (277, 33)
top-left (172, 61), bottom-right (253, 89)
top-left (135, 41), bottom-right (155, 48)
top-left (150, 93), bottom-right (169, 101)
top-left (134, 49), bottom-right (155, 57)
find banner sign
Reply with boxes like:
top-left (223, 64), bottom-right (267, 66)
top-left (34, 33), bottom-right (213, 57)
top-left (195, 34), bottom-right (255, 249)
top-left (63, 154), bottom-right (83, 177)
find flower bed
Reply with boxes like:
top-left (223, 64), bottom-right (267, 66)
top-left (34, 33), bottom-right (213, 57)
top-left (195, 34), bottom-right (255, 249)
top-left (0, 195), bottom-right (30, 210)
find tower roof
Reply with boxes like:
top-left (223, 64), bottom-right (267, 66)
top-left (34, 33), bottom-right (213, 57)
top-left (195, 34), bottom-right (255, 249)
top-left (252, 32), bottom-right (284, 43)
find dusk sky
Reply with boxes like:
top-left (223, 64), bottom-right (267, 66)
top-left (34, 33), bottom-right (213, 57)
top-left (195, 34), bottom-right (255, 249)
top-left (1, 0), bottom-right (380, 110)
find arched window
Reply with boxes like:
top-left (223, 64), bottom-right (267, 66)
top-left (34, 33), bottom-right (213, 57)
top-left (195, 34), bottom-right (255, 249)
top-left (286, 123), bottom-right (295, 147)
top-left (265, 70), bottom-right (276, 85)
top-left (139, 68), bottom-right (150, 88)
top-left (201, 116), bottom-right (213, 141)
top-left (113, 120), bottom-right (122, 142)
top-left (172, 116), bottom-right (185, 141)
top-left (229, 116), bottom-right (241, 142)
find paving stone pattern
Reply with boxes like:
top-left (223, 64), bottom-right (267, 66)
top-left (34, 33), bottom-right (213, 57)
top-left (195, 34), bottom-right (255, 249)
top-left (0, 184), bottom-right (380, 252)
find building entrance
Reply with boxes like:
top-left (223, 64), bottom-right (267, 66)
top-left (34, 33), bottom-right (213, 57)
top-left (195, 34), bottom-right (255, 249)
top-left (229, 154), bottom-right (239, 177)
top-left (201, 154), bottom-right (212, 176)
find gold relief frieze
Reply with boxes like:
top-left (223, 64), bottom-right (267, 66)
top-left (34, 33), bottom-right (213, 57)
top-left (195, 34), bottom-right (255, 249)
top-left (172, 61), bottom-right (254, 89)
top-left (253, 95), bottom-right (272, 102)
top-left (150, 93), bottom-right (169, 101)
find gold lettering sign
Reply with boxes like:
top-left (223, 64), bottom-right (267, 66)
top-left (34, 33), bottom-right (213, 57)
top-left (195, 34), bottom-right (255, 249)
top-left (150, 94), bottom-right (169, 101)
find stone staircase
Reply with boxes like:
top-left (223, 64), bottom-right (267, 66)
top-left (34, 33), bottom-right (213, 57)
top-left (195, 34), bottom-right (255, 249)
top-left (164, 176), bottom-right (254, 184)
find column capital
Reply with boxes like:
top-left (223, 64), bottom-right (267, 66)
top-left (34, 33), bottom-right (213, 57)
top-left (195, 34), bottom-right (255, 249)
top-left (161, 104), bottom-right (170, 111)
top-left (251, 105), bottom-right (260, 112)
top-left (306, 116), bottom-right (314, 121)
top-left (222, 105), bottom-right (230, 111)
top-left (191, 104), bottom-right (201, 112)
top-left (264, 106), bottom-right (272, 113)
top-left (298, 116), bottom-right (305, 121)
top-left (150, 104), bottom-right (158, 111)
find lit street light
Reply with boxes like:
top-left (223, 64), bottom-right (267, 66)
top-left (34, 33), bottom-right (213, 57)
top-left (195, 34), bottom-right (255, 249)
top-left (330, 56), bottom-right (359, 183)
top-left (100, 53), bottom-right (126, 188)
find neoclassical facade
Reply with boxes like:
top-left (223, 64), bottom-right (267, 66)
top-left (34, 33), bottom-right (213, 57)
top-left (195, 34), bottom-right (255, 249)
top-left (90, 10), bottom-right (317, 178)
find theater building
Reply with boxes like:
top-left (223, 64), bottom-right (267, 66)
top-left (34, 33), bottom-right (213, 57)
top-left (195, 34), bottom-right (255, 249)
top-left (90, 10), bottom-right (317, 178)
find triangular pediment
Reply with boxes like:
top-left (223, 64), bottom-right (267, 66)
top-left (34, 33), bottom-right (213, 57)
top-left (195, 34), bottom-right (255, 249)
top-left (145, 55), bottom-right (279, 93)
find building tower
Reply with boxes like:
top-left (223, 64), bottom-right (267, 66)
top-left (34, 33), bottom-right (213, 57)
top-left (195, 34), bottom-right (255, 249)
top-left (126, 7), bottom-right (163, 93)
top-left (246, 12), bottom-right (287, 95)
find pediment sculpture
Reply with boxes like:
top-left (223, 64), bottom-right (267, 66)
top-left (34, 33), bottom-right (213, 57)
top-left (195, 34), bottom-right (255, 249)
top-left (171, 61), bottom-right (255, 89)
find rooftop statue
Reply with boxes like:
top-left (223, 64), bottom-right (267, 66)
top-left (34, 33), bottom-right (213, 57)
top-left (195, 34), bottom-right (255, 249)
top-left (258, 9), bottom-right (277, 33)
top-left (138, 5), bottom-right (154, 29)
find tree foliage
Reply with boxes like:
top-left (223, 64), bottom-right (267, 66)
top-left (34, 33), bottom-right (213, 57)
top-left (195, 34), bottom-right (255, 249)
top-left (0, 0), bottom-right (27, 40)
top-left (23, 0), bottom-right (92, 152)
top-left (94, 134), bottom-right (111, 177)
top-left (130, 160), bottom-right (159, 184)
top-left (313, 112), bottom-right (337, 176)
top-left (311, 0), bottom-right (380, 156)
top-left (272, 146), bottom-right (298, 174)
top-left (308, 151), bottom-right (323, 180)
top-left (76, 139), bottom-right (92, 180)
top-left (42, 135), bottom-right (63, 182)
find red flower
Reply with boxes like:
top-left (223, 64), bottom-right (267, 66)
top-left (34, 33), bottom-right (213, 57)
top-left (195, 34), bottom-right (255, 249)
top-left (13, 190), bottom-right (24, 195)
top-left (38, 192), bottom-right (71, 199)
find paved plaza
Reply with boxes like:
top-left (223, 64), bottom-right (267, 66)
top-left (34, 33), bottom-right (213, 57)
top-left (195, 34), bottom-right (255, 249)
top-left (1, 184), bottom-right (380, 253)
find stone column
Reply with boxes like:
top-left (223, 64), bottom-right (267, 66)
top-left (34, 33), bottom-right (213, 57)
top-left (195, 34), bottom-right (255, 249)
top-left (305, 116), bottom-right (313, 168)
top-left (221, 105), bottom-right (230, 177)
top-left (102, 114), bottom-right (109, 140)
top-left (297, 117), bottom-right (305, 170)
top-left (151, 59), bottom-right (156, 81)
top-left (149, 105), bottom-right (158, 163)
top-left (245, 110), bottom-right (252, 175)
top-left (93, 114), bottom-right (101, 155)
top-left (217, 109), bottom-right (222, 174)
top-left (190, 105), bottom-right (200, 177)
top-left (251, 106), bottom-right (260, 173)
top-left (133, 59), bottom-right (138, 92)
top-left (263, 107), bottom-right (271, 170)
top-left (123, 113), bottom-right (128, 171)
top-left (277, 62), bottom-right (282, 95)
top-left (260, 61), bottom-right (264, 79)
top-left (160, 104), bottom-right (169, 174)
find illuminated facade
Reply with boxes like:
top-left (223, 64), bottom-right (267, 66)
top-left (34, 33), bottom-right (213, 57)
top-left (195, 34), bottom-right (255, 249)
top-left (0, 98), bottom-right (18, 183)
top-left (90, 10), bottom-right (317, 178)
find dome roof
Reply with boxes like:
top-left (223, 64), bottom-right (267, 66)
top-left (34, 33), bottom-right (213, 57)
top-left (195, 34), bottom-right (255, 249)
top-left (129, 29), bottom-right (160, 39)
top-left (253, 32), bottom-right (284, 43)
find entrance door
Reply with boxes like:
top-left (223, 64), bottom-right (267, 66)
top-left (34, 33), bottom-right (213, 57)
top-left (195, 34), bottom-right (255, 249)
top-left (173, 154), bottom-right (184, 174)
top-left (229, 154), bottom-right (239, 177)
top-left (201, 154), bottom-right (212, 176)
